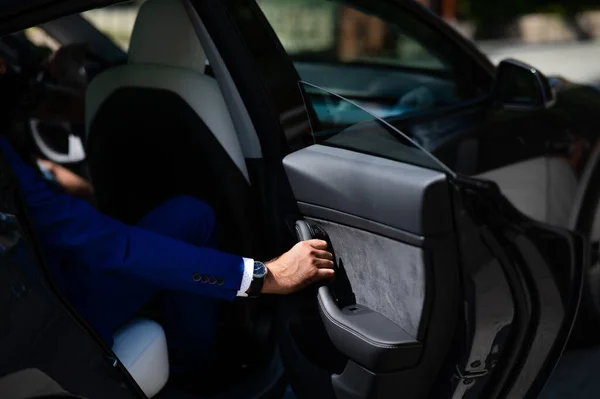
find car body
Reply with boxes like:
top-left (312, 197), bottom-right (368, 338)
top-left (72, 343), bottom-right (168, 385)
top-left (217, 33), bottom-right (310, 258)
top-left (0, 0), bottom-right (598, 398)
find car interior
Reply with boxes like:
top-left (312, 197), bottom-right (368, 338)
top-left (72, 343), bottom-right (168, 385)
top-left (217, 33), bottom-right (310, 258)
top-left (85, 1), bottom-right (280, 395)
top-left (0, 1), bottom-right (283, 398)
top-left (0, 0), bottom-right (597, 398)
top-left (0, 1), bottom-right (461, 397)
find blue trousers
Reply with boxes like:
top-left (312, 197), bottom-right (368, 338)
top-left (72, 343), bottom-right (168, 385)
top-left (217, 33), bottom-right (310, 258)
top-left (61, 196), bottom-right (221, 372)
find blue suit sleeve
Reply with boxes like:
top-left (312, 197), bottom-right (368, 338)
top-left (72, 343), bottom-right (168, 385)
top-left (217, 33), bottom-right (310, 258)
top-left (0, 136), bottom-right (244, 301)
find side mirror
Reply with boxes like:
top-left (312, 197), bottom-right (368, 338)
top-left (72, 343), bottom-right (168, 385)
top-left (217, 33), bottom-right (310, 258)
top-left (491, 58), bottom-right (556, 110)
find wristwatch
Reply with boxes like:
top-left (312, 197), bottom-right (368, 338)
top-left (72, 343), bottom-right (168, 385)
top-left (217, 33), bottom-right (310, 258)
top-left (247, 261), bottom-right (268, 298)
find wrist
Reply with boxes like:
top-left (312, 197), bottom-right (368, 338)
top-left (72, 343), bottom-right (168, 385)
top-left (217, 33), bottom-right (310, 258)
top-left (261, 262), bottom-right (278, 294)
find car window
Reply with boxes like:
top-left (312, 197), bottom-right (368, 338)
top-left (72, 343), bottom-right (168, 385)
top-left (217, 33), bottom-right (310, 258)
top-left (258, 0), bottom-right (487, 121)
top-left (300, 81), bottom-right (455, 176)
top-left (81, 1), bottom-right (143, 51)
top-left (261, 0), bottom-right (447, 70)
top-left (23, 2), bottom-right (142, 53)
top-left (23, 27), bottom-right (60, 51)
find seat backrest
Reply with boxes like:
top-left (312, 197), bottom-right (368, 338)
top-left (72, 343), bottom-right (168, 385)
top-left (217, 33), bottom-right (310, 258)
top-left (85, 0), bottom-right (254, 255)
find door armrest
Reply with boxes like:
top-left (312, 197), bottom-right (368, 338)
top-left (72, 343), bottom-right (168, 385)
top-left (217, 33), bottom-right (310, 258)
top-left (317, 286), bottom-right (422, 373)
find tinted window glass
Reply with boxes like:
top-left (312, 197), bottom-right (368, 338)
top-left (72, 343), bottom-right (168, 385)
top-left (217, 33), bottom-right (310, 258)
top-left (23, 2), bottom-right (142, 53)
top-left (300, 81), bottom-right (454, 175)
top-left (261, 0), bottom-right (447, 70)
top-left (81, 1), bottom-right (142, 51)
top-left (259, 0), bottom-right (487, 120)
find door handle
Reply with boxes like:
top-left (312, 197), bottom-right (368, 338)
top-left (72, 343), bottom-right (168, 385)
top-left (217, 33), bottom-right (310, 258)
top-left (295, 220), bottom-right (422, 372)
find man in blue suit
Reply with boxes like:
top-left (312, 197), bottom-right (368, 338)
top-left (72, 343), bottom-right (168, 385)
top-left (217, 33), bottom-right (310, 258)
top-left (0, 135), bottom-right (334, 373)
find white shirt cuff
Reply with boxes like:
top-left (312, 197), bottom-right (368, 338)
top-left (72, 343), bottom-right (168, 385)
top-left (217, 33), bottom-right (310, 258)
top-left (237, 257), bottom-right (254, 297)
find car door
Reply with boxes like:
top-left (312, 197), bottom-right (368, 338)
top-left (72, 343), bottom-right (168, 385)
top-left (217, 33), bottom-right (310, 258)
top-left (274, 84), bottom-right (584, 399)
top-left (275, 86), bottom-right (462, 399)
top-left (0, 148), bottom-right (143, 399)
top-left (185, 2), bottom-right (585, 397)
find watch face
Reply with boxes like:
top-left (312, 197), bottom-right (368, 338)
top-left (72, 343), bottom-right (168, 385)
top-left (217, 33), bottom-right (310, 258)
top-left (253, 261), bottom-right (267, 278)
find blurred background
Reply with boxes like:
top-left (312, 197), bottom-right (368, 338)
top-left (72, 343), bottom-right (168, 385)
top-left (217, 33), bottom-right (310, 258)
top-left (29, 0), bottom-right (600, 86)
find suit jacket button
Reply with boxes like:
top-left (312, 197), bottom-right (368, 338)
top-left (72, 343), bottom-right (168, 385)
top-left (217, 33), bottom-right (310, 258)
top-left (208, 277), bottom-right (217, 284)
top-left (192, 273), bottom-right (201, 282)
top-left (216, 278), bottom-right (224, 286)
top-left (201, 275), bottom-right (209, 283)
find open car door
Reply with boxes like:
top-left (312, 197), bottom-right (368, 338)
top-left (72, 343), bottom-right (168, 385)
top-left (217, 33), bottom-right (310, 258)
top-left (0, 149), bottom-right (142, 399)
top-left (276, 83), bottom-right (585, 399)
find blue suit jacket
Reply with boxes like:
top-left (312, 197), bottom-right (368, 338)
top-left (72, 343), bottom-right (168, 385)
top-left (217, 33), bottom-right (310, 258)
top-left (0, 136), bottom-right (244, 301)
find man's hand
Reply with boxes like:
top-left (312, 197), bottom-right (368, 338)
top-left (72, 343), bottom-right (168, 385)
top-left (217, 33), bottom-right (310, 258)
top-left (37, 159), bottom-right (94, 198)
top-left (261, 240), bottom-right (335, 295)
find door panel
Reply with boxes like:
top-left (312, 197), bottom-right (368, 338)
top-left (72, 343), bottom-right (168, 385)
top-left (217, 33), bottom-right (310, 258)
top-left (281, 144), bottom-right (461, 399)
top-left (304, 218), bottom-right (425, 338)
top-left (283, 144), bottom-right (452, 236)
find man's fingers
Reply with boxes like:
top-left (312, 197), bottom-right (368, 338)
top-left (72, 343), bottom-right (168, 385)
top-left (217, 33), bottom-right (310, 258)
top-left (315, 259), bottom-right (335, 269)
top-left (316, 268), bottom-right (335, 282)
top-left (313, 249), bottom-right (333, 260)
top-left (306, 239), bottom-right (328, 250)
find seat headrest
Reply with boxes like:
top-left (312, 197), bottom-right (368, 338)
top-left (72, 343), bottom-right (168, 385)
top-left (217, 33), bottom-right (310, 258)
top-left (128, 0), bottom-right (207, 74)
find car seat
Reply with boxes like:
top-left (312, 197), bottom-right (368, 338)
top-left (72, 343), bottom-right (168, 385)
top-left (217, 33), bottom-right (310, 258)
top-left (112, 318), bottom-right (169, 398)
top-left (85, 0), bottom-right (272, 383)
top-left (85, 0), bottom-right (255, 257)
